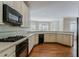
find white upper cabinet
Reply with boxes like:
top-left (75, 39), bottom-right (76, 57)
top-left (21, 2), bottom-right (29, 27)
top-left (3, 1), bottom-right (22, 13)
top-left (13, 1), bottom-right (22, 14)
top-left (0, 1), bottom-right (3, 24)
top-left (3, 1), bottom-right (15, 10)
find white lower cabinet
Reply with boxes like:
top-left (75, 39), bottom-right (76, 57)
top-left (0, 46), bottom-right (15, 57)
top-left (34, 34), bottom-right (38, 45)
top-left (63, 35), bottom-right (72, 46)
top-left (44, 33), bottom-right (50, 42)
top-left (44, 33), bottom-right (72, 46)
top-left (28, 34), bottom-right (38, 54)
top-left (44, 33), bottom-right (56, 42)
top-left (57, 34), bottom-right (72, 46)
top-left (57, 34), bottom-right (64, 44)
top-left (28, 36), bottom-right (34, 54)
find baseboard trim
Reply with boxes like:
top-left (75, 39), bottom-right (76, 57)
top-left (44, 42), bottom-right (72, 47)
top-left (44, 42), bottom-right (57, 44)
top-left (57, 42), bottom-right (72, 47)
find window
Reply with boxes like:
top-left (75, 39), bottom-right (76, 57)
top-left (30, 23), bottom-right (36, 31)
top-left (39, 23), bottom-right (49, 31)
top-left (51, 21), bottom-right (59, 31)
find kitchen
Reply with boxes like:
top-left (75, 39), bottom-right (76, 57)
top-left (0, 1), bottom-right (78, 57)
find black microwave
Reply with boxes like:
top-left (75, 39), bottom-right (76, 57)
top-left (3, 4), bottom-right (22, 26)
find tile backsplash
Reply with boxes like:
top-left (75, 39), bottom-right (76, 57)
top-left (0, 24), bottom-right (29, 39)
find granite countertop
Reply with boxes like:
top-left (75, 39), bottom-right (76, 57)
top-left (28, 31), bottom-right (74, 35)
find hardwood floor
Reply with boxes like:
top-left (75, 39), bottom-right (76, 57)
top-left (29, 43), bottom-right (76, 57)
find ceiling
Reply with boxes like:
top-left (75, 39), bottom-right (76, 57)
top-left (29, 1), bottom-right (79, 21)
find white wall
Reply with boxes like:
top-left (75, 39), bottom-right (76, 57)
top-left (30, 1), bottom-right (79, 21)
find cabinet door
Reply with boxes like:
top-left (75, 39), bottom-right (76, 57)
top-left (0, 1), bottom-right (3, 24)
top-left (3, 1), bottom-right (15, 9)
top-left (0, 46), bottom-right (15, 57)
top-left (57, 34), bottom-right (64, 44)
top-left (28, 34), bottom-right (38, 54)
top-left (44, 33), bottom-right (50, 42)
top-left (21, 2), bottom-right (29, 27)
top-left (28, 37), bottom-right (33, 54)
top-left (57, 34), bottom-right (72, 46)
top-left (13, 1), bottom-right (22, 14)
top-left (28, 35), bottom-right (35, 54)
top-left (35, 34), bottom-right (38, 45)
top-left (50, 33), bottom-right (56, 42)
top-left (3, 1), bottom-right (22, 14)
top-left (44, 33), bottom-right (56, 42)
top-left (63, 35), bottom-right (72, 46)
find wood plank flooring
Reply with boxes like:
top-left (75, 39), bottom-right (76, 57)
top-left (29, 43), bottom-right (75, 57)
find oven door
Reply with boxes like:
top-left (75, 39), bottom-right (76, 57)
top-left (19, 48), bottom-right (28, 57)
top-left (16, 39), bottom-right (28, 57)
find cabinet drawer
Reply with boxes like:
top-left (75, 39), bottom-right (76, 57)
top-left (0, 46), bottom-right (15, 57)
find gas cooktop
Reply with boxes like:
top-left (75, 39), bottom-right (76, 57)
top-left (0, 36), bottom-right (25, 42)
